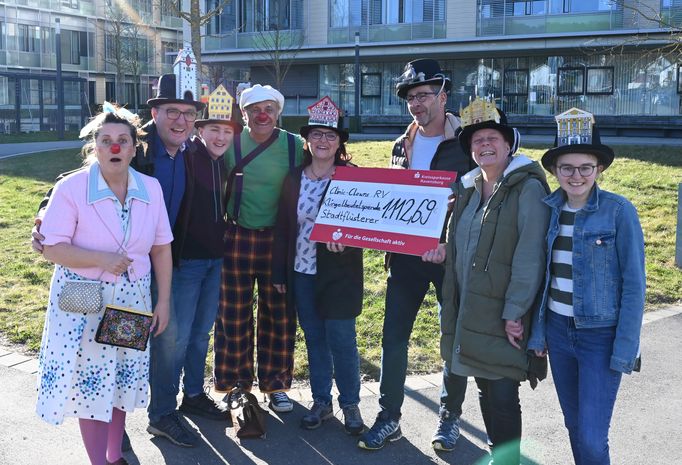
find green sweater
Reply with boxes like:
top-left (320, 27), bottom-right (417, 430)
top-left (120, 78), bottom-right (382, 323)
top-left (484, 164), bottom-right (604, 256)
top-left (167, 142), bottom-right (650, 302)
top-left (441, 155), bottom-right (550, 381)
top-left (225, 129), bottom-right (304, 229)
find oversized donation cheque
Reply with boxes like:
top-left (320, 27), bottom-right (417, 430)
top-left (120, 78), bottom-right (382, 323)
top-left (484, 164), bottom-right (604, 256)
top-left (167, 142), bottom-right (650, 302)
top-left (310, 167), bottom-right (456, 255)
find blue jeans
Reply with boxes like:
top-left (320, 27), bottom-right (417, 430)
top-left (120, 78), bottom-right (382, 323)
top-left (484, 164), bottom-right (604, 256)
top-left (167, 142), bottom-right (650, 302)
top-left (546, 311), bottom-right (622, 465)
top-left (294, 272), bottom-right (360, 407)
top-left (475, 377), bottom-right (521, 465)
top-left (149, 273), bottom-right (178, 422)
top-left (172, 258), bottom-right (222, 396)
top-left (379, 253), bottom-right (466, 419)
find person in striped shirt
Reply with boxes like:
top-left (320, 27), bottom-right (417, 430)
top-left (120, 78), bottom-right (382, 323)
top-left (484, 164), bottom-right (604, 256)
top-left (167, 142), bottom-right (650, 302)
top-left (528, 109), bottom-right (645, 465)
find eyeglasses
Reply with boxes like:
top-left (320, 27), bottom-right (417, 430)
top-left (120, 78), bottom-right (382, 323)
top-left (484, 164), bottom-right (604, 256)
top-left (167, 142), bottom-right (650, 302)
top-left (164, 108), bottom-right (198, 121)
top-left (309, 130), bottom-right (339, 142)
top-left (558, 164), bottom-right (598, 177)
top-left (405, 92), bottom-right (438, 103)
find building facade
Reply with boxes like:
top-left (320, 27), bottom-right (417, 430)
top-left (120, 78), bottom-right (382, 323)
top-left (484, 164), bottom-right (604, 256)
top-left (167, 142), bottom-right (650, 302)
top-left (203, 0), bottom-right (682, 136)
top-left (0, 0), bottom-right (183, 134)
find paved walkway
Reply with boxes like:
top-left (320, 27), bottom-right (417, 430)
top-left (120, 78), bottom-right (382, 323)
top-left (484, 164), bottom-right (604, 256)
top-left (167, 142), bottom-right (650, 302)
top-left (1, 305), bottom-right (681, 465)
top-left (0, 140), bottom-right (84, 159)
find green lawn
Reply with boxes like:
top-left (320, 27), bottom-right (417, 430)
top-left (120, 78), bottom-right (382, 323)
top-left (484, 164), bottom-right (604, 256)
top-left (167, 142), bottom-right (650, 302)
top-left (1, 142), bottom-right (681, 381)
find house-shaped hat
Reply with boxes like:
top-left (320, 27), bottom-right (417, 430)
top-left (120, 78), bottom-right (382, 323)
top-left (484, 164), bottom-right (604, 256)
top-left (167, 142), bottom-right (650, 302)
top-left (300, 96), bottom-right (348, 142)
top-left (146, 44), bottom-right (205, 110)
top-left (541, 107), bottom-right (614, 171)
top-left (457, 97), bottom-right (517, 155)
top-left (195, 84), bottom-right (242, 132)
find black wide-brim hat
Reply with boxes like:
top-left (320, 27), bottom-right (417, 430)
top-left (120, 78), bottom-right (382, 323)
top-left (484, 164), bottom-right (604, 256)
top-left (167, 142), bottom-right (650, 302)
top-left (147, 74), bottom-right (205, 111)
top-left (300, 124), bottom-right (349, 143)
top-left (541, 126), bottom-right (615, 171)
top-left (396, 58), bottom-right (452, 99)
top-left (458, 109), bottom-right (516, 155)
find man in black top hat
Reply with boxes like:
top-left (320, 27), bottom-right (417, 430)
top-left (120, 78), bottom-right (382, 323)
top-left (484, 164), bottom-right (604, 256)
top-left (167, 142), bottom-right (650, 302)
top-left (358, 58), bottom-right (474, 452)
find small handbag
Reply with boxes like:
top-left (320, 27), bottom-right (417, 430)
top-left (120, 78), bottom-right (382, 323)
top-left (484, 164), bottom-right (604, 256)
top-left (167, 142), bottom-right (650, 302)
top-left (95, 271), bottom-right (152, 351)
top-left (95, 304), bottom-right (153, 351)
top-left (58, 279), bottom-right (103, 314)
top-left (228, 385), bottom-right (268, 439)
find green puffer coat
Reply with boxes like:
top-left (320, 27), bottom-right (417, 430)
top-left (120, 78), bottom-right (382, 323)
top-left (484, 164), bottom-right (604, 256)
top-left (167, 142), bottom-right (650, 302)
top-left (440, 155), bottom-right (550, 381)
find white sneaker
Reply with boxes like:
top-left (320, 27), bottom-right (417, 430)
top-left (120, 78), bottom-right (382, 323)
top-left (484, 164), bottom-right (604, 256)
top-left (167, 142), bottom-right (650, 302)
top-left (268, 392), bottom-right (293, 412)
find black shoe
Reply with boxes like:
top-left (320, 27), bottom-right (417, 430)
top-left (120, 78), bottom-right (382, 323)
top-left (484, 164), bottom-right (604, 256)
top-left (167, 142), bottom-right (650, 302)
top-left (147, 412), bottom-right (199, 448)
top-left (121, 429), bottom-right (132, 452)
top-left (179, 392), bottom-right (231, 421)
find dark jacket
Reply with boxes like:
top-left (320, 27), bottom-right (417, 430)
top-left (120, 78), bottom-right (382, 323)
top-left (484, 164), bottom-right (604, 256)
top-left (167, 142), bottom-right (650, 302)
top-left (441, 155), bottom-right (550, 381)
top-left (386, 111), bottom-right (474, 268)
top-left (390, 112), bottom-right (474, 175)
top-left (133, 121), bottom-right (202, 265)
top-left (272, 165), bottom-right (363, 320)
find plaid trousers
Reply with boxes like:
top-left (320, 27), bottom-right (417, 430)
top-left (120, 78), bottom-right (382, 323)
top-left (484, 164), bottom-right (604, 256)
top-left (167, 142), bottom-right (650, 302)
top-left (213, 223), bottom-right (296, 393)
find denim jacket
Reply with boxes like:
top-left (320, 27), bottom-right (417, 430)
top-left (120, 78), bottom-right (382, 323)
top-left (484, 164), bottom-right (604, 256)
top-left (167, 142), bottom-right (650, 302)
top-left (528, 185), bottom-right (645, 374)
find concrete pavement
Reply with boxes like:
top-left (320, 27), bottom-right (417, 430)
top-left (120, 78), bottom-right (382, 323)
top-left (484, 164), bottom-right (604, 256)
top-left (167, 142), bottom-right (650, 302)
top-left (0, 140), bottom-right (84, 159)
top-left (1, 306), bottom-right (681, 465)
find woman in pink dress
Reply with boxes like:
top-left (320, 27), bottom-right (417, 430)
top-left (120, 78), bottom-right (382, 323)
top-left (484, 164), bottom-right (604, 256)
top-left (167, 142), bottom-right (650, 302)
top-left (37, 108), bottom-right (173, 465)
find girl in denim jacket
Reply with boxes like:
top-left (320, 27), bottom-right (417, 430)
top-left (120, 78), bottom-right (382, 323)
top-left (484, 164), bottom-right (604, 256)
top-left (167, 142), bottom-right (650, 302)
top-left (528, 110), bottom-right (645, 465)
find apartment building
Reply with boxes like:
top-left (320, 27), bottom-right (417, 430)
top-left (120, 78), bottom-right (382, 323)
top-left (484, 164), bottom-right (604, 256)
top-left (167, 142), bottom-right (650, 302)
top-left (0, 0), bottom-right (183, 134)
top-left (203, 0), bottom-right (682, 136)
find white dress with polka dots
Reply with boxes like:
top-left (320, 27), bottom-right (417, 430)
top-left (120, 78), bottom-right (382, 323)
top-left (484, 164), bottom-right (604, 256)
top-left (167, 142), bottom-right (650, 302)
top-left (36, 198), bottom-right (153, 425)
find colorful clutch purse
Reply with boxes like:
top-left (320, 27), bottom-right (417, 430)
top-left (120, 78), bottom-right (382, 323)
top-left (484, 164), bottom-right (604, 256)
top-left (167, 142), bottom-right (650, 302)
top-left (95, 304), bottom-right (153, 351)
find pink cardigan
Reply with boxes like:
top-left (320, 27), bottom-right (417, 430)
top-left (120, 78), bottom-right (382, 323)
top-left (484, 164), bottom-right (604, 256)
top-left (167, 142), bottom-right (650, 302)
top-left (41, 163), bottom-right (173, 282)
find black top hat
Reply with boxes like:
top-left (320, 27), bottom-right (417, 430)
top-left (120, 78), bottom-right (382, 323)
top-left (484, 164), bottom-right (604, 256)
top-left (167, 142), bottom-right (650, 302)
top-left (457, 98), bottom-right (517, 155)
top-left (147, 74), bottom-right (205, 111)
top-left (395, 59), bottom-right (451, 99)
top-left (541, 109), bottom-right (614, 171)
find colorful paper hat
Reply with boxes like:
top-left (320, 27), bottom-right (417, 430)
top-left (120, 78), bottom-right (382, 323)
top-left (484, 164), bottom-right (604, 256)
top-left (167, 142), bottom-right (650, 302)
top-left (300, 96), bottom-right (348, 142)
top-left (194, 85), bottom-right (242, 132)
top-left (395, 59), bottom-right (451, 99)
top-left (541, 108), bottom-right (614, 171)
top-left (457, 97), bottom-right (517, 155)
top-left (146, 44), bottom-right (205, 111)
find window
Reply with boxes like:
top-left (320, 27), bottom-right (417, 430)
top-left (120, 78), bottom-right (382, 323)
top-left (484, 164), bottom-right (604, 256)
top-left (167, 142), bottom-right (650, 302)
top-left (330, 0), bottom-right (444, 27)
top-left (504, 69), bottom-right (529, 95)
top-left (558, 66), bottom-right (585, 95)
top-left (105, 81), bottom-right (116, 102)
top-left (15, 24), bottom-right (40, 53)
top-left (361, 73), bottom-right (381, 97)
top-left (550, 0), bottom-right (615, 14)
top-left (238, 0), bottom-right (303, 32)
top-left (586, 67), bottom-right (614, 94)
top-left (162, 41), bottom-right (180, 65)
top-left (0, 22), bottom-right (4, 50)
top-left (678, 65), bottom-right (682, 94)
top-left (511, 1), bottom-right (546, 16)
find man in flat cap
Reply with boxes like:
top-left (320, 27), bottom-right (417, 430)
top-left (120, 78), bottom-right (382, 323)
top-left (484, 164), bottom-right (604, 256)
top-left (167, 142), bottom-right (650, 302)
top-left (213, 84), bottom-right (304, 412)
top-left (358, 59), bottom-right (474, 452)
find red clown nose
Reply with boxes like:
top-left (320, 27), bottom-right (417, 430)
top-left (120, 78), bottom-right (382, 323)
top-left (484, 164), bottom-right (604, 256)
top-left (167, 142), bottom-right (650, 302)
top-left (255, 112), bottom-right (270, 123)
top-left (110, 144), bottom-right (121, 154)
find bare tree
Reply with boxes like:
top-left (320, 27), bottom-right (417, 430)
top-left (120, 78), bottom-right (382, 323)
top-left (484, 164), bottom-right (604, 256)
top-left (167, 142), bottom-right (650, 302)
top-left (251, 2), bottom-right (304, 90)
top-left (585, 1), bottom-right (682, 63)
top-left (161, 0), bottom-right (231, 80)
top-left (101, 1), bottom-right (150, 109)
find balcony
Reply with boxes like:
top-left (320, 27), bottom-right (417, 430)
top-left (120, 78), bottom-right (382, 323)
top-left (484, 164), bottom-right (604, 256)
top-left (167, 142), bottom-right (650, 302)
top-left (479, 11), bottom-right (625, 36)
top-left (328, 21), bottom-right (446, 44)
top-left (7, 51), bottom-right (41, 68)
top-left (204, 30), bottom-right (304, 51)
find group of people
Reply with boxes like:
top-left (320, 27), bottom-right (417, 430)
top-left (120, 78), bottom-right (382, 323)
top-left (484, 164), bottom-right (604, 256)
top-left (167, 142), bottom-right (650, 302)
top-left (31, 56), bottom-right (645, 465)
